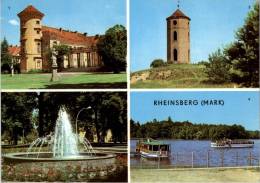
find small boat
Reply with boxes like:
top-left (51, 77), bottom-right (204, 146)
top-left (136, 138), bottom-right (170, 158)
top-left (211, 139), bottom-right (254, 148)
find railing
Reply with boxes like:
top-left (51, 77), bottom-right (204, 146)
top-left (131, 150), bottom-right (260, 169)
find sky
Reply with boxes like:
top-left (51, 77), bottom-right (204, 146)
top-left (1, 0), bottom-right (126, 45)
top-left (130, 0), bottom-right (256, 71)
top-left (131, 91), bottom-right (260, 131)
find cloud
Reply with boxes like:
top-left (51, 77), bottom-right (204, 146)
top-left (8, 19), bottom-right (19, 26)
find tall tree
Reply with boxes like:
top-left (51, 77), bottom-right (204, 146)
top-left (1, 38), bottom-right (12, 73)
top-left (225, 2), bottom-right (259, 87)
top-left (1, 93), bottom-right (37, 144)
top-left (97, 25), bottom-right (127, 73)
top-left (100, 93), bottom-right (125, 143)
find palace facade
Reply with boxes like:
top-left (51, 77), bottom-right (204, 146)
top-left (17, 5), bottom-right (103, 73)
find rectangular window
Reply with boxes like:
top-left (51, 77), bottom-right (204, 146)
top-left (37, 42), bottom-right (41, 53)
top-left (36, 20), bottom-right (40, 24)
top-left (77, 53), bottom-right (80, 67)
top-left (37, 30), bottom-right (40, 34)
top-left (87, 52), bottom-right (91, 66)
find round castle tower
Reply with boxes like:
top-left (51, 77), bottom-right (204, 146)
top-left (166, 9), bottom-right (190, 64)
top-left (18, 5), bottom-right (44, 72)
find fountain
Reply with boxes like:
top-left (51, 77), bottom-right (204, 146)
top-left (2, 107), bottom-right (118, 181)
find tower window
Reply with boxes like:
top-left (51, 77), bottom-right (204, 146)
top-left (37, 42), bottom-right (41, 53)
top-left (174, 31), bottom-right (177, 41)
top-left (188, 49), bottom-right (190, 62)
top-left (173, 49), bottom-right (178, 61)
top-left (36, 20), bottom-right (40, 24)
top-left (36, 30), bottom-right (40, 34)
top-left (173, 20), bottom-right (177, 25)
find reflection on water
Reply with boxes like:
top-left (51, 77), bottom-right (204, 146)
top-left (131, 139), bottom-right (260, 167)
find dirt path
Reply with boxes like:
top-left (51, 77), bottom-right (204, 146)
top-left (131, 167), bottom-right (260, 183)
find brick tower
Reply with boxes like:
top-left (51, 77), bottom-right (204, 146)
top-left (18, 5), bottom-right (44, 72)
top-left (166, 8), bottom-right (190, 64)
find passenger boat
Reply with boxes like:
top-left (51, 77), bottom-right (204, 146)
top-left (211, 139), bottom-right (254, 148)
top-left (136, 138), bottom-right (170, 158)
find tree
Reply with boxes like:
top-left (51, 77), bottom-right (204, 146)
top-left (1, 92), bottom-right (127, 144)
top-left (1, 93), bottom-right (37, 144)
top-left (150, 59), bottom-right (166, 68)
top-left (204, 49), bottom-right (231, 84)
top-left (130, 118), bottom-right (256, 140)
top-left (53, 44), bottom-right (70, 71)
top-left (1, 38), bottom-right (12, 73)
top-left (97, 25), bottom-right (127, 73)
top-left (225, 2), bottom-right (259, 87)
top-left (100, 93), bottom-right (125, 143)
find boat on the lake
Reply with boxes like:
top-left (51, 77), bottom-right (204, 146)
top-left (211, 139), bottom-right (254, 148)
top-left (136, 138), bottom-right (170, 158)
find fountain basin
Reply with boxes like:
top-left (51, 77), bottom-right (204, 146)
top-left (2, 152), bottom-right (124, 181)
top-left (3, 152), bottom-right (116, 163)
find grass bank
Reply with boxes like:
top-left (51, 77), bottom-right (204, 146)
top-left (131, 64), bottom-right (235, 88)
top-left (131, 167), bottom-right (260, 183)
top-left (1, 72), bottom-right (126, 89)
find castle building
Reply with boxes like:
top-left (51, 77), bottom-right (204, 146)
top-left (17, 5), bottom-right (103, 73)
top-left (166, 8), bottom-right (190, 64)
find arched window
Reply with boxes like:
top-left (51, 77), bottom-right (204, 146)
top-left (174, 31), bottom-right (177, 41)
top-left (188, 49), bottom-right (190, 62)
top-left (173, 49), bottom-right (177, 61)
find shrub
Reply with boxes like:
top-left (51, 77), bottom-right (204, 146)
top-left (27, 69), bottom-right (44, 73)
top-left (150, 59), bottom-right (166, 68)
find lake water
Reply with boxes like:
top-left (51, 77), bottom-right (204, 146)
top-left (131, 139), bottom-right (260, 167)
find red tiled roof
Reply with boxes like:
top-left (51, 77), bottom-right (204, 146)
top-left (8, 46), bottom-right (20, 56)
top-left (167, 9), bottom-right (190, 20)
top-left (18, 5), bottom-right (44, 19)
top-left (42, 26), bottom-right (100, 47)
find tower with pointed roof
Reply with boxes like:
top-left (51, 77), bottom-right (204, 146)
top-left (16, 5), bottom-right (103, 73)
top-left (18, 5), bottom-right (44, 72)
top-left (166, 8), bottom-right (190, 64)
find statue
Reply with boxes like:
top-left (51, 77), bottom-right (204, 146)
top-left (51, 48), bottom-right (58, 68)
top-left (50, 48), bottom-right (60, 82)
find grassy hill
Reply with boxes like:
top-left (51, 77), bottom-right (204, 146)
top-left (131, 64), bottom-right (235, 88)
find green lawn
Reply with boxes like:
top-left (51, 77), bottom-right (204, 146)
top-left (1, 73), bottom-right (126, 89)
top-left (131, 64), bottom-right (237, 88)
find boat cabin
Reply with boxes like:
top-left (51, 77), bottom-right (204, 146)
top-left (136, 138), bottom-right (170, 158)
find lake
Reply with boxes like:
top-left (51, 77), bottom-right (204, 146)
top-left (130, 139), bottom-right (260, 168)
